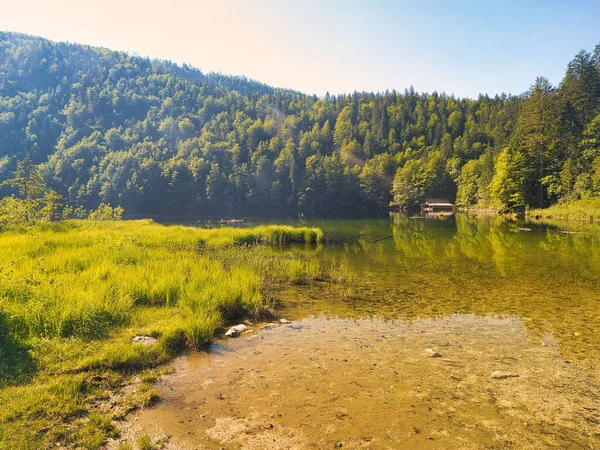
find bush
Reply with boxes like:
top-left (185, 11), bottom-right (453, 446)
top-left (87, 203), bottom-right (124, 221)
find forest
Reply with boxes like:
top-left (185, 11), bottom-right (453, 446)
top-left (1, 32), bottom-right (600, 217)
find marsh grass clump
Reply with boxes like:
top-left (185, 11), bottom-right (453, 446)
top-left (117, 443), bottom-right (134, 450)
top-left (213, 246), bottom-right (327, 287)
top-left (0, 219), bottom-right (326, 449)
top-left (529, 198), bottom-right (600, 221)
top-left (80, 413), bottom-right (119, 449)
top-left (137, 434), bottom-right (155, 450)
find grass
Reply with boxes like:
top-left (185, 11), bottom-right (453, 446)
top-left (0, 219), bottom-right (325, 449)
top-left (136, 434), bottom-right (154, 450)
top-left (529, 198), bottom-right (600, 221)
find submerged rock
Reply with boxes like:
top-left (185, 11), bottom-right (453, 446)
top-left (491, 371), bottom-right (520, 379)
top-left (425, 348), bottom-right (442, 358)
top-left (132, 336), bottom-right (158, 345)
top-left (279, 319), bottom-right (290, 324)
top-left (225, 324), bottom-right (248, 337)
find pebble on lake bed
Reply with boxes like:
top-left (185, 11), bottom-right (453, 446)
top-left (491, 370), bottom-right (520, 379)
top-left (425, 348), bottom-right (442, 358)
top-left (225, 324), bottom-right (248, 337)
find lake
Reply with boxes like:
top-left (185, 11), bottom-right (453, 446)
top-left (121, 214), bottom-right (600, 449)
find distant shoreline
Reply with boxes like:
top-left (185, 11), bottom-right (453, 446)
top-left (458, 205), bottom-right (600, 223)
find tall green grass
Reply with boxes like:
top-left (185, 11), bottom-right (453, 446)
top-left (0, 219), bottom-right (325, 449)
top-left (0, 221), bottom-right (322, 342)
top-left (529, 198), bottom-right (600, 221)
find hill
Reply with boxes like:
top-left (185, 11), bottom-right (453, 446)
top-left (1, 32), bottom-right (599, 216)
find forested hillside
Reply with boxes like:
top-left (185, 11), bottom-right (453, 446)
top-left (1, 32), bottom-right (600, 216)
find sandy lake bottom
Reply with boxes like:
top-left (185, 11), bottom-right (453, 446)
top-left (120, 315), bottom-right (600, 449)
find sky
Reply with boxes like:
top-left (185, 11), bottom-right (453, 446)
top-left (0, 0), bottom-right (599, 98)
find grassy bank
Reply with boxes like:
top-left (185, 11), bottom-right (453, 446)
top-left (528, 198), bottom-right (600, 221)
top-left (0, 220), bottom-right (324, 449)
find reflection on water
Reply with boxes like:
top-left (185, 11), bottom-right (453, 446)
top-left (280, 213), bottom-right (600, 364)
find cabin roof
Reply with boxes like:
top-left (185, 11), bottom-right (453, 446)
top-left (423, 198), bottom-right (454, 206)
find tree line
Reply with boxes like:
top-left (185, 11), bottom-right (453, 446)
top-left (1, 32), bottom-right (599, 217)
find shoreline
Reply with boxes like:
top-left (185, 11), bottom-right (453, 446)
top-left (458, 206), bottom-right (600, 223)
top-left (527, 213), bottom-right (600, 223)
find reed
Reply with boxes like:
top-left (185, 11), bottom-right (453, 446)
top-left (0, 219), bottom-right (326, 449)
top-left (529, 198), bottom-right (600, 221)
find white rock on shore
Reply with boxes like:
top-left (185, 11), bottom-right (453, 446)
top-left (225, 324), bottom-right (248, 337)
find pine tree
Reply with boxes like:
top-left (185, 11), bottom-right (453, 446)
top-left (512, 77), bottom-right (557, 207)
top-left (2, 155), bottom-right (45, 201)
top-left (1, 155), bottom-right (46, 223)
top-left (560, 50), bottom-right (600, 128)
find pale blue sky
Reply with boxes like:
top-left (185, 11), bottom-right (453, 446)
top-left (0, 0), bottom-right (598, 98)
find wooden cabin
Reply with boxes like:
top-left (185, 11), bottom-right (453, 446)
top-left (421, 199), bottom-right (455, 217)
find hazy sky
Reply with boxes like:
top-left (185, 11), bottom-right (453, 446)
top-left (1, 0), bottom-right (599, 98)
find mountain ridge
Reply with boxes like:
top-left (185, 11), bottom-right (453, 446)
top-left (1, 32), bottom-right (599, 216)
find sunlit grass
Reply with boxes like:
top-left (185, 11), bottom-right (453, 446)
top-left (529, 198), bottom-right (600, 221)
top-left (0, 219), bottom-right (325, 449)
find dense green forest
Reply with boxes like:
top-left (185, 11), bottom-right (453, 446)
top-left (1, 32), bottom-right (600, 217)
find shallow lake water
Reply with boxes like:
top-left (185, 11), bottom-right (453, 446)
top-left (122, 214), bottom-right (600, 449)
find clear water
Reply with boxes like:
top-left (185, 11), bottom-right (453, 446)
top-left (282, 213), bottom-right (600, 364)
top-left (123, 214), bottom-right (600, 449)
